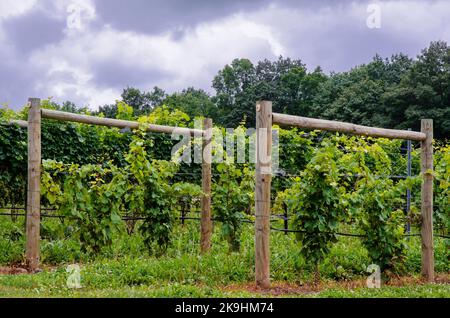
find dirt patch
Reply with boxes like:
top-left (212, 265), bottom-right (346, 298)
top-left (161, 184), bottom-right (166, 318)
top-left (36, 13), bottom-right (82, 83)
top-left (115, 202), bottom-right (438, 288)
top-left (0, 266), bottom-right (29, 275)
top-left (223, 282), bottom-right (320, 296)
top-left (221, 273), bottom-right (450, 296)
top-left (384, 273), bottom-right (450, 286)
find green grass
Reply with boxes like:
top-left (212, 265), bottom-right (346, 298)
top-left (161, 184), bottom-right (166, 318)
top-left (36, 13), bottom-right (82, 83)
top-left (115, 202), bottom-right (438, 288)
top-left (0, 273), bottom-right (448, 298)
top-left (0, 216), bottom-right (448, 298)
top-left (315, 284), bottom-right (450, 298)
top-left (0, 284), bottom-right (448, 298)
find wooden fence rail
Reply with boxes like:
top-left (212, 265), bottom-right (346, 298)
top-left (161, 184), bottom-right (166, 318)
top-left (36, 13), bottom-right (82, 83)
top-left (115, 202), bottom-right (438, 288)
top-left (4, 119), bottom-right (28, 128)
top-left (41, 108), bottom-right (204, 136)
top-left (272, 113), bottom-right (426, 141)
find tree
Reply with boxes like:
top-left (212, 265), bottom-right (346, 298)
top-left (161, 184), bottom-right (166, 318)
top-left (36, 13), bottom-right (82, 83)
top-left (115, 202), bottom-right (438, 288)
top-left (121, 86), bottom-right (167, 115)
top-left (58, 101), bottom-right (84, 113)
top-left (311, 42), bottom-right (449, 139)
top-left (212, 56), bottom-right (325, 128)
top-left (311, 54), bottom-right (413, 128)
top-left (97, 104), bottom-right (118, 118)
top-left (383, 41), bottom-right (450, 138)
top-left (162, 87), bottom-right (218, 120)
top-left (212, 58), bottom-right (256, 127)
top-left (279, 66), bottom-right (327, 116)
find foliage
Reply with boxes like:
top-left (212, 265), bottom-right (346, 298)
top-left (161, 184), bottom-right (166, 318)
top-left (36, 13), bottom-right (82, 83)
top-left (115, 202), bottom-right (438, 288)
top-left (0, 219), bottom-right (448, 297)
top-left (209, 41), bottom-right (450, 138)
top-left (335, 136), bottom-right (412, 272)
top-left (434, 144), bottom-right (450, 251)
top-left (273, 127), bottom-right (315, 193)
top-left (213, 162), bottom-right (253, 252)
top-left (311, 42), bottom-right (449, 139)
top-left (138, 105), bottom-right (190, 127)
top-left (352, 176), bottom-right (411, 273)
top-left (0, 100), bottom-right (197, 207)
top-left (116, 101), bottom-right (134, 120)
top-left (212, 57), bottom-right (327, 128)
top-left (41, 130), bottom-right (201, 255)
top-left (41, 160), bottom-right (126, 254)
top-left (0, 123), bottom-right (27, 207)
top-left (163, 87), bottom-right (219, 120)
top-left (209, 125), bottom-right (255, 252)
top-left (124, 132), bottom-right (196, 254)
top-left (278, 134), bottom-right (424, 276)
top-left (108, 86), bottom-right (167, 117)
top-left (283, 140), bottom-right (348, 278)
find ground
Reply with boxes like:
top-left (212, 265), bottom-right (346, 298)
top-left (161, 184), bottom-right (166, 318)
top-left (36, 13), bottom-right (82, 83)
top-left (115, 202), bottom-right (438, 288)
top-left (0, 270), bottom-right (449, 297)
top-left (0, 219), bottom-right (449, 298)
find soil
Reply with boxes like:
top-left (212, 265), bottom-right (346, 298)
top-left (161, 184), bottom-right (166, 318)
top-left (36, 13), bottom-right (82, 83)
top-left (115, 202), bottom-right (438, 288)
top-left (221, 273), bottom-right (450, 296)
top-left (0, 266), bottom-right (29, 275)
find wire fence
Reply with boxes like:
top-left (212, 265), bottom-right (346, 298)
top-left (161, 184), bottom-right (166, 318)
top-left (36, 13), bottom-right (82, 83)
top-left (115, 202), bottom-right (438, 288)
top-left (0, 135), bottom-right (447, 240)
top-left (1, 207), bottom-right (448, 239)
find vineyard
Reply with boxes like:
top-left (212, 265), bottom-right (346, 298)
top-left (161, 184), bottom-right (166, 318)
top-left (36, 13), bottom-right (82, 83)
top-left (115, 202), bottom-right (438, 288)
top-left (0, 99), bottom-right (449, 297)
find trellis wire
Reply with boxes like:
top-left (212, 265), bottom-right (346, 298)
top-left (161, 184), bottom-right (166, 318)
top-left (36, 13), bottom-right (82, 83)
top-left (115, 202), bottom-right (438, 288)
top-left (273, 136), bottom-right (417, 235)
top-left (1, 211), bottom-right (448, 239)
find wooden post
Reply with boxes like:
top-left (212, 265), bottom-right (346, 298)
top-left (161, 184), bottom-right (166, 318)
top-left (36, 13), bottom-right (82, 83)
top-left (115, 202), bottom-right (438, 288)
top-left (283, 203), bottom-right (288, 236)
top-left (200, 118), bottom-right (212, 253)
top-left (420, 119), bottom-right (434, 282)
top-left (26, 98), bottom-right (41, 271)
top-left (255, 101), bottom-right (272, 289)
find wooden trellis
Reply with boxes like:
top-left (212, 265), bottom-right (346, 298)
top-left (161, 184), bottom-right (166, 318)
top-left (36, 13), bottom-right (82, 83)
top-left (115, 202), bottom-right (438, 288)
top-left (254, 100), bottom-right (434, 288)
top-left (24, 98), bottom-right (213, 271)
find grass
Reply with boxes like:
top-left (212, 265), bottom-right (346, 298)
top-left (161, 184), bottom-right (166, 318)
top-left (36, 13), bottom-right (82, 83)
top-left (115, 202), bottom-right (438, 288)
top-left (0, 273), bottom-right (448, 298)
top-left (0, 215), bottom-right (448, 298)
top-left (0, 284), bottom-right (449, 298)
top-left (316, 284), bottom-right (450, 298)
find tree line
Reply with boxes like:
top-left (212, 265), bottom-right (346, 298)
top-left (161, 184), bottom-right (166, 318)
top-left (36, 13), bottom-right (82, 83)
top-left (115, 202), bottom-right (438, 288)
top-left (84, 40), bottom-right (448, 139)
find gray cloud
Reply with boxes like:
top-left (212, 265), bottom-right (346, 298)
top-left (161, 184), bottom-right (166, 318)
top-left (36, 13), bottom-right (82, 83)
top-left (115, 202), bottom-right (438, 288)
top-left (90, 60), bottom-right (174, 89)
top-left (93, 0), bottom-right (346, 37)
top-left (94, 0), bottom-right (272, 36)
top-left (0, 0), bottom-right (449, 110)
top-left (285, 19), bottom-right (416, 73)
top-left (2, 10), bottom-right (65, 56)
top-left (0, 60), bottom-right (35, 108)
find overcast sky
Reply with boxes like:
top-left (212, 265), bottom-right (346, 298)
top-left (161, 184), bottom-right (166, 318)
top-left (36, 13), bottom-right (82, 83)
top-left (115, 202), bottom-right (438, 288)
top-left (0, 0), bottom-right (449, 110)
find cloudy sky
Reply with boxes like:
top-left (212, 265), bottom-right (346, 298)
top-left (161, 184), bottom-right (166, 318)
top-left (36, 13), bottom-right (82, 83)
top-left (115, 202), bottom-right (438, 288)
top-left (0, 0), bottom-right (449, 110)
